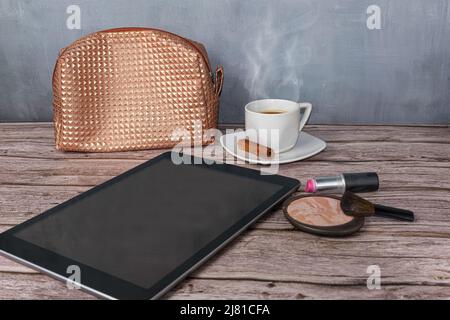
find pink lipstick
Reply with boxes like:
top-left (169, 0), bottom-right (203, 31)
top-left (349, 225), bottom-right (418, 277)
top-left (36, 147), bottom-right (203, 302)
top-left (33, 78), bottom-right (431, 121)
top-left (305, 172), bottom-right (379, 194)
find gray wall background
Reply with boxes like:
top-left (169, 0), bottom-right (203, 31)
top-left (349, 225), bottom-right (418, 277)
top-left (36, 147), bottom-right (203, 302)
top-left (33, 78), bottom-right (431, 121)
top-left (0, 0), bottom-right (449, 124)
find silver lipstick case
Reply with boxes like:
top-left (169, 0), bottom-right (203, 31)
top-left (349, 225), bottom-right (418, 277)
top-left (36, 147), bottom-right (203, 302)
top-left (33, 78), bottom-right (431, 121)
top-left (314, 174), bottom-right (346, 193)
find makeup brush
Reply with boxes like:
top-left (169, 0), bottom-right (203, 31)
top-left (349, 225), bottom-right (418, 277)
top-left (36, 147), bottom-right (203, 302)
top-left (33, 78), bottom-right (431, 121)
top-left (340, 191), bottom-right (415, 222)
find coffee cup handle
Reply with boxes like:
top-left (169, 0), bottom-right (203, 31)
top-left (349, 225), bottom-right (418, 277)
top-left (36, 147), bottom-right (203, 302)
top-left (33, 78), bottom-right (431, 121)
top-left (298, 102), bottom-right (312, 131)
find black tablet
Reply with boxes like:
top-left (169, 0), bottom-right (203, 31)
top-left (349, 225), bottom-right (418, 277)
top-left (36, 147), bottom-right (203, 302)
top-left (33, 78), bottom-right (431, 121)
top-left (0, 152), bottom-right (299, 299)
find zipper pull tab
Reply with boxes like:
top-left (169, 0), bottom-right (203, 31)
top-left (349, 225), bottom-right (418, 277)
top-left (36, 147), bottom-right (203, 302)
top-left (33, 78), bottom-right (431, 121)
top-left (213, 66), bottom-right (224, 97)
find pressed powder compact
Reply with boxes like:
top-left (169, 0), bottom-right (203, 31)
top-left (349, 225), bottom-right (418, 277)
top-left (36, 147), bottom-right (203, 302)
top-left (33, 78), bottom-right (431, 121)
top-left (283, 195), bottom-right (365, 236)
top-left (283, 193), bottom-right (415, 237)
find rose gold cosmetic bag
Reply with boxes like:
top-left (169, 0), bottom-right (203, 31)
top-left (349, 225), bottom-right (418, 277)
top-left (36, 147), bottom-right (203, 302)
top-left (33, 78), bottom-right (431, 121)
top-left (52, 27), bottom-right (223, 152)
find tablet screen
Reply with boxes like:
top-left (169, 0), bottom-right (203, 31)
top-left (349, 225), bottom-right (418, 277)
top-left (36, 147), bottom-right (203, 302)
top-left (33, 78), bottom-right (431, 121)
top-left (12, 156), bottom-right (285, 290)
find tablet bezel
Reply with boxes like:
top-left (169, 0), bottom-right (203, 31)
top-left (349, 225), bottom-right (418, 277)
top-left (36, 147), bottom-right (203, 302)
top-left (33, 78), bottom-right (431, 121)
top-left (0, 152), bottom-right (299, 300)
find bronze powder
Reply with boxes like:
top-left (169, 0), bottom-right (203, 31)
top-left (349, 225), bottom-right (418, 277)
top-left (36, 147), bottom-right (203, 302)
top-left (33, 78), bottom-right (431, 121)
top-left (286, 196), bottom-right (353, 227)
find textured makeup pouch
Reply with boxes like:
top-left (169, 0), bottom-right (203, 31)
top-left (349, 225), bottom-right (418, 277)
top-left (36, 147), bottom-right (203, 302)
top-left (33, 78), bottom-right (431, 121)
top-left (52, 27), bottom-right (223, 152)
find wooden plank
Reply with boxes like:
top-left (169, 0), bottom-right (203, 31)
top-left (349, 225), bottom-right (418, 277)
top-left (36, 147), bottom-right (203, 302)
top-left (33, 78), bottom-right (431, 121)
top-left (0, 187), bottom-right (449, 226)
top-left (0, 273), bottom-right (95, 300)
top-left (0, 255), bottom-right (39, 274)
top-left (1, 139), bottom-right (449, 162)
top-left (0, 158), bottom-right (449, 189)
top-left (1, 273), bottom-right (449, 300)
top-left (168, 278), bottom-right (450, 300)
top-left (2, 199), bottom-right (450, 291)
top-left (307, 125), bottom-right (450, 144)
top-left (1, 124), bottom-right (449, 162)
top-left (2, 123), bottom-right (449, 143)
top-left (2, 229), bottom-right (450, 285)
top-left (2, 272), bottom-right (449, 300)
top-left (3, 227), bottom-right (449, 285)
top-left (0, 123), bottom-right (449, 300)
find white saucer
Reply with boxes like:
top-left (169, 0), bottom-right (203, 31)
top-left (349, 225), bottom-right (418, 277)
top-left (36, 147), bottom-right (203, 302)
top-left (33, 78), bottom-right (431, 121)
top-left (220, 131), bottom-right (326, 165)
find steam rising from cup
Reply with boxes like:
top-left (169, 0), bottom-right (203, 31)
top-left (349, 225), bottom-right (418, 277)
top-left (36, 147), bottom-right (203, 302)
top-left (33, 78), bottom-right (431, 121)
top-left (243, 4), bottom-right (319, 102)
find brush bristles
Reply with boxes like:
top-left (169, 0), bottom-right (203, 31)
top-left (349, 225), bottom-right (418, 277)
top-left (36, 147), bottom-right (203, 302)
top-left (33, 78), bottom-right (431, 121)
top-left (340, 192), bottom-right (375, 217)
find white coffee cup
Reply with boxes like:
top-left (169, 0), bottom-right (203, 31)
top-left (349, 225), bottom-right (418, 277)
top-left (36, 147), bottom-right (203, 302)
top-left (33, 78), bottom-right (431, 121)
top-left (244, 99), bottom-right (312, 153)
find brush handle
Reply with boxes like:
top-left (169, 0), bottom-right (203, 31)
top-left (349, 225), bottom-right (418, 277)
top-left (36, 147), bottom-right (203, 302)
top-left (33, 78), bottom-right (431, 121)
top-left (374, 204), bottom-right (415, 222)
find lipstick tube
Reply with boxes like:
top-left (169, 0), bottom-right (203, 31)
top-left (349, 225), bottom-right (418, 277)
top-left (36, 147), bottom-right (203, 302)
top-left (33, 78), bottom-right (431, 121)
top-left (305, 172), bottom-right (379, 193)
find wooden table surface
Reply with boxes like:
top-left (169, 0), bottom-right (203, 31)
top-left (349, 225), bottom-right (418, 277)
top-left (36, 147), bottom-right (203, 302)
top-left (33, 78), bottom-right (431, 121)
top-left (0, 123), bottom-right (449, 299)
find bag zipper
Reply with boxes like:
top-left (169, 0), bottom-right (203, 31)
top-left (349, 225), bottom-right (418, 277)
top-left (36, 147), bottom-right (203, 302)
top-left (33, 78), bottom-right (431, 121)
top-left (110, 28), bottom-right (217, 85)
top-left (55, 27), bottom-right (214, 86)
top-left (58, 27), bottom-right (212, 73)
